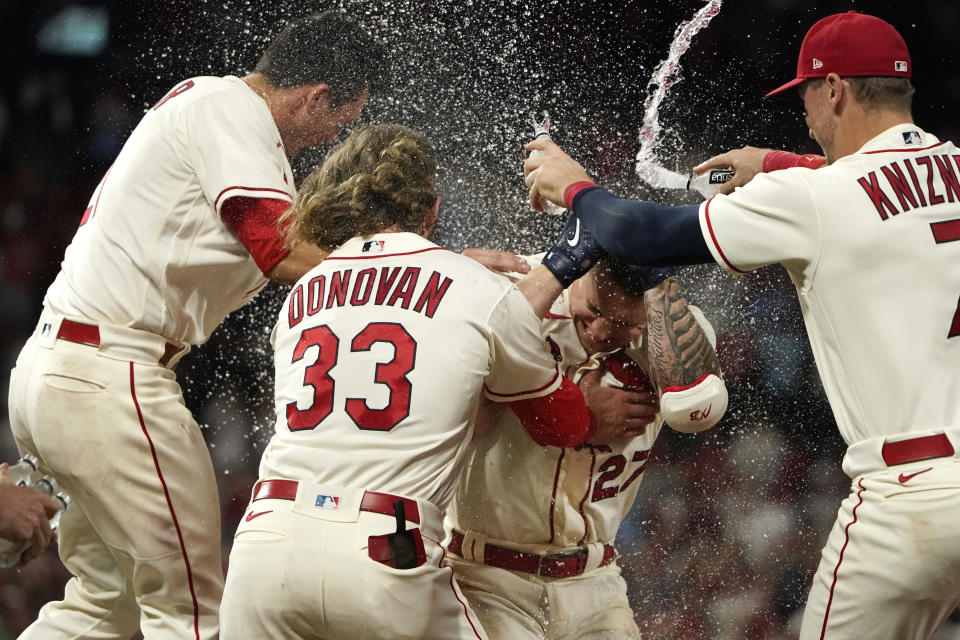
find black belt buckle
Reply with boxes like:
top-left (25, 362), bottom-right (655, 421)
top-left (388, 500), bottom-right (418, 570)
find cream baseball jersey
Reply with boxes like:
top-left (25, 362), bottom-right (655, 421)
top-left (447, 281), bottom-right (716, 547)
top-left (700, 124), bottom-right (960, 445)
top-left (45, 76), bottom-right (294, 346)
top-left (261, 232), bottom-right (563, 511)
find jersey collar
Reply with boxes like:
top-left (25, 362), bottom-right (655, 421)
top-left (853, 123), bottom-right (941, 155)
top-left (323, 232), bottom-right (444, 261)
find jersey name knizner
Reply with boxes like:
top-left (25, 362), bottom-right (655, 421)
top-left (858, 149), bottom-right (960, 220)
top-left (288, 267), bottom-right (454, 327)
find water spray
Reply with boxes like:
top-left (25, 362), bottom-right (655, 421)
top-left (634, 0), bottom-right (731, 199)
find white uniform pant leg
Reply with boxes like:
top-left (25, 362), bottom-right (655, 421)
top-left (448, 558), bottom-right (548, 640)
top-left (800, 463), bottom-right (960, 640)
top-left (450, 558), bottom-right (639, 640)
top-left (221, 497), bottom-right (488, 640)
top-left (9, 339), bottom-right (224, 640)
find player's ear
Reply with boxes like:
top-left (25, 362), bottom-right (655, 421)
top-left (304, 84), bottom-right (332, 113)
top-left (825, 73), bottom-right (844, 106)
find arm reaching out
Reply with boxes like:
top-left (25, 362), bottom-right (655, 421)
top-left (693, 146), bottom-right (827, 195)
top-left (462, 248), bottom-right (531, 279)
top-left (692, 146), bottom-right (773, 195)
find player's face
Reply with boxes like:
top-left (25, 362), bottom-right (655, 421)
top-left (569, 272), bottom-right (645, 356)
top-left (289, 88), bottom-right (369, 154)
top-left (800, 79), bottom-right (837, 162)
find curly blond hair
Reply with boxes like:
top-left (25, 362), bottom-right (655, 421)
top-left (284, 124), bottom-right (437, 251)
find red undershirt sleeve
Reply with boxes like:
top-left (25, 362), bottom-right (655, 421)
top-left (220, 196), bottom-right (292, 275)
top-left (508, 376), bottom-right (597, 447)
top-left (762, 150), bottom-right (827, 172)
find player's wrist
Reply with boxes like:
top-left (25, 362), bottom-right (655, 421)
top-left (542, 210), bottom-right (606, 289)
top-left (564, 180), bottom-right (600, 209)
top-left (762, 150), bottom-right (827, 173)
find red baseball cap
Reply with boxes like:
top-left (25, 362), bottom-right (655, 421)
top-left (765, 11), bottom-right (911, 98)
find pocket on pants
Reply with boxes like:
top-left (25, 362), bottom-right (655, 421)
top-left (368, 528), bottom-right (427, 570)
top-left (41, 372), bottom-right (106, 393)
top-left (234, 529), bottom-right (288, 544)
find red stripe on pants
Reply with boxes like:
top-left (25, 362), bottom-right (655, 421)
top-left (129, 362), bottom-right (201, 639)
top-left (820, 479), bottom-right (867, 639)
top-left (447, 567), bottom-right (484, 639)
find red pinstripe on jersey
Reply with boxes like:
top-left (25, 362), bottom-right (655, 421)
top-left (548, 449), bottom-right (566, 544)
top-left (702, 198), bottom-right (746, 274)
top-left (212, 186), bottom-right (292, 211)
top-left (485, 368), bottom-right (560, 399)
top-left (322, 247), bottom-right (450, 261)
top-left (862, 141), bottom-right (947, 155)
top-left (128, 363), bottom-right (200, 640)
top-left (576, 448), bottom-right (598, 545)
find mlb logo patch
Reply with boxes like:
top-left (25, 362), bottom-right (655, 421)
top-left (812, 58), bottom-right (823, 70)
top-left (902, 131), bottom-right (922, 145)
top-left (315, 494), bottom-right (341, 510)
top-left (40, 322), bottom-right (52, 336)
top-left (895, 60), bottom-right (909, 72)
top-left (362, 240), bottom-right (385, 253)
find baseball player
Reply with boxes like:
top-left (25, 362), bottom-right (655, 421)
top-left (446, 256), bottom-right (726, 639)
top-left (6, 12), bottom-right (385, 639)
top-left (524, 11), bottom-right (960, 640)
top-left (218, 124), bottom-right (613, 640)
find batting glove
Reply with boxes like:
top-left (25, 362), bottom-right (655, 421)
top-left (543, 209), bottom-right (606, 288)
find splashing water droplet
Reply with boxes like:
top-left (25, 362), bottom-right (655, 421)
top-left (635, 0), bottom-right (723, 191)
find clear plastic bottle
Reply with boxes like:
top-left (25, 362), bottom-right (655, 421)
top-left (686, 167), bottom-right (734, 199)
top-left (528, 111), bottom-right (565, 215)
top-left (6, 455), bottom-right (38, 487)
top-left (35, 475), bottom-right (70, 532)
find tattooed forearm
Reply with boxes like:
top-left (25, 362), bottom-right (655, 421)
top-left (644, 278), bottom-right (721, 388)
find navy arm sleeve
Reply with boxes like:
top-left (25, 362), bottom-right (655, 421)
top-left (573, 186), bottom-right (713, 266)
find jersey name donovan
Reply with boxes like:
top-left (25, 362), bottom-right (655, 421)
top-left (287, 267), bottom-right (454, 328)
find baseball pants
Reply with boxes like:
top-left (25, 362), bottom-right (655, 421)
top-left (449, 557), bottom-right (639, 640)
top-left (220, 480), bottom-right (488, 640)
top-left (8, 316), bottom-right (223, 639)
top-left (800, 432), bottom-right (960, 640)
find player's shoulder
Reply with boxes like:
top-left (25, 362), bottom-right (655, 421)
top-left (157, 75), bottom-right (266, 118)
top-left (434, 249), bottom-right (518, 296)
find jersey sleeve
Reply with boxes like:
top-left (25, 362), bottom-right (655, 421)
top-left (699, 169), bottom-right (820, 278)
top-left (483, 285), bottom-right (562, 402)
top-left (180, 88), bottom-right (294, 215)
top-left (220, 197), bottom-right (291, 275)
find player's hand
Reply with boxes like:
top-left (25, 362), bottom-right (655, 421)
top-left (523, 138), bottom-right (593, 212)
top-left (579, 369), bottom-right (659, 444)
top-left (0, 464), bottom-right (60, 565)
top-left (462, 248), bottom-right (531, 281)
top-left (542, 209), bottom-right (606, 289)
top-left (692, 146), bottom-right (773, 195)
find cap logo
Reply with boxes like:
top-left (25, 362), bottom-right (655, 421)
top-left (895, 60), bottom-right (908, 72)
top-left (812, 58), bottom-right (823, 70)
